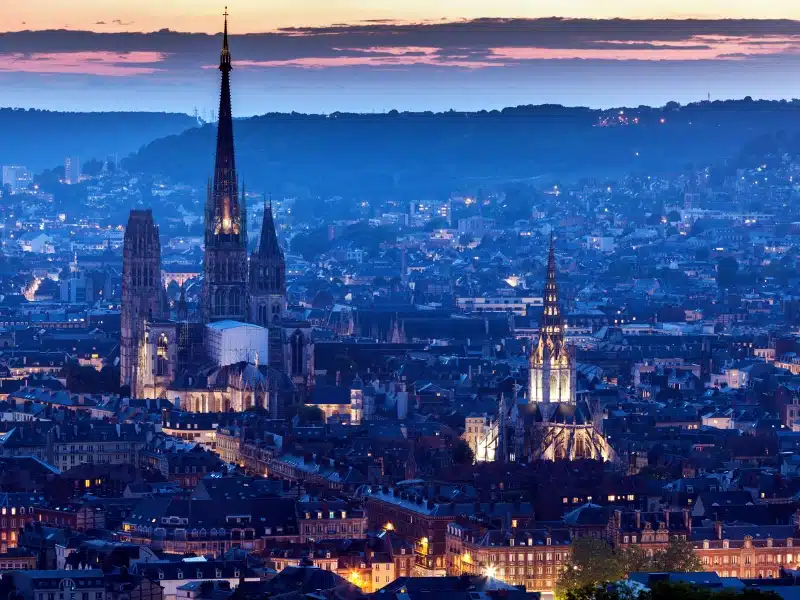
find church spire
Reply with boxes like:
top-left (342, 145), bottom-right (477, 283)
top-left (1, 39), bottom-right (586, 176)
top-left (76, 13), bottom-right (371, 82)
top-left (203, 9), bottom-right (248, 324)
top-left (220, 7), bottom-right (231, 72)
top-left (541, 230), bottom-right (563, 340)
top-left (258, 194), bottom-right (283, 259)
top-left (209, 6), bottom-right (240, 243)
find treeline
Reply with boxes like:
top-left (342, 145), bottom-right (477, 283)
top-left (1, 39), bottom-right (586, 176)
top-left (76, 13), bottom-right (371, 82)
top-left (126, 99), bottom-right (800, 199)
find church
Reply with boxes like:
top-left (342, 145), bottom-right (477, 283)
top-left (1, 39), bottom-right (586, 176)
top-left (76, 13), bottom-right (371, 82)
top-left (119, 13), bottom-right (311, 415)
top-left (473, 234), bottom-right (613, 463)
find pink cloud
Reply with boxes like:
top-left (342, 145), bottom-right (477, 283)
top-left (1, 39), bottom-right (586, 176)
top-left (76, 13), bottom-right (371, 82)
top-left (206, 35), bottom-right (800, 71)
top-left (492, 36), bottom-right (800, 62)
top-left (0, 51), bottom-right (164, 76)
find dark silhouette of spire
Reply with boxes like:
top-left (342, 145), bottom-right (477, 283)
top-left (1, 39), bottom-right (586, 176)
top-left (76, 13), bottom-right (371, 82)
top-left (203, 9), bottom-right (248, 323)
top-left (541, 231), bottom-right (563, 341)
top-left (258, 194), bottom-right (283, 259)
top-left (209, 6), bottom-right (241, 244)
top-left (216, 8), bottom-right (234, 175)
top-left (248, 194), bottom-right (286, 327)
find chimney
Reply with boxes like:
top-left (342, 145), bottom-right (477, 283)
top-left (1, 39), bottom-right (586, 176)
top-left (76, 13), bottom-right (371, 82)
top-left (714, 521), bottom-right (723, 540)
top-left (683, 508), bottom-right (691, 532)
top-left (663, 510), bottom-right (670, 529)
top-left (635, 510), bottom-right (641, 529)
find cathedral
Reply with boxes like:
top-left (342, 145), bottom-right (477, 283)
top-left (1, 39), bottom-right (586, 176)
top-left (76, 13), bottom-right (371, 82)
top-left (472, 234), bottom-right (613, 463)
top-left (119, 13), bottom-right (310, 412)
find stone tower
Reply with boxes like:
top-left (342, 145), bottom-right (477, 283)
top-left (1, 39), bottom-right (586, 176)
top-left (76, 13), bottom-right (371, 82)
top-left (203, 10), bottom-right (248, 324)
top-left (120, 209), bottom-right (163, 396)
top-left (528, 232), bottom-right (575, 404)
top-left (249, 198), bottom-right (286, 326)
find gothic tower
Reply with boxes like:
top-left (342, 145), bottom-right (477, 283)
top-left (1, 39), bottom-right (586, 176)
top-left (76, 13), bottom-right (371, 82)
top-left (528, 232), bottom-right (576, 404)
top-left (120, 209), bottom-right (163, 396)
top-left (249, 198), bottom-right (286, 326)
top-left (203, 10), bottom-right (248, 324)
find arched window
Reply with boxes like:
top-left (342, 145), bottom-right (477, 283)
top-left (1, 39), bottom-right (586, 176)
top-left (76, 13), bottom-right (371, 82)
top-left (214, 289), bottom-right (225, 316)
top-left (291, 331), bottom-right (305, 376)
top-left (230, 290), bottom-right (241, 315)
top-left (156, 333), bottom-right (169, 377)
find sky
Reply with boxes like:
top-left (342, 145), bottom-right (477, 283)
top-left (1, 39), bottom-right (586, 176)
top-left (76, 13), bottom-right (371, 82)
top-left (2, 2), bottom-right (800, 114)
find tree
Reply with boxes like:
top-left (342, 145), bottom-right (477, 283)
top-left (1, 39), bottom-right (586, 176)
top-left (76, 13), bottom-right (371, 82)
top-left (565, 582), bottom-right (639, 600)
top-left (716, 256), bottom-right (739, 289)
top-left (289, 404), bottom-right (324, 424)
top-left (557, 538), bottom-right (701, 599)
top-left (651, 538), bottom-right (702, 573)
top-left (565, 581), bottom-right (781, 600)
top-left (557, 539), bottom-right (624, 598)
top-left (452, 439), bottom-right (474, 465)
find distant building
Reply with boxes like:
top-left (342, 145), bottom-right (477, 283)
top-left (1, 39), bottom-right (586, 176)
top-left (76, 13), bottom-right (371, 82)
top-left (64, 156), bottom-right (81, 185)
top-left (1, 165), bottom-right (31, 194)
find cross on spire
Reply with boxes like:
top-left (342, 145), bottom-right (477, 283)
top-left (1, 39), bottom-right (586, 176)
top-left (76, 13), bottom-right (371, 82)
top-left (220, 7), bottom-right (231, 71)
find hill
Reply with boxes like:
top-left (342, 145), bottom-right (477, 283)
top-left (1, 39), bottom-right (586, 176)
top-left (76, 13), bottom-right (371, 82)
top-left (0, 109), bottom-right (198, 173)
top-left (124, 99), bottom-right (800, 198)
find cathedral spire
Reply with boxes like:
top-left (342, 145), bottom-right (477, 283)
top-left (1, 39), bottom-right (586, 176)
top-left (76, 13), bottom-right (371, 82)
top-left (220, 7), bottom-right (231, 72)
top-left (258, 194), bottom-right (283, 259)
top-left (209, 6), bottom-right (240, 242)
top-left (541, 230), bottom-right (563, 340)
top-left (203, 9), bottom-right (248, 323)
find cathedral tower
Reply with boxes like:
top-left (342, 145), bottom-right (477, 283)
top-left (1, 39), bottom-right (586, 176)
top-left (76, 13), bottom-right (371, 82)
top-left (249, 198), bottom-right (286, 326)
top-left (528, 232), bottom-right (575, 404)
top-left (203, 10), bottom-right (248, 324)
top-left (120, 209), bottom-right (164, 395)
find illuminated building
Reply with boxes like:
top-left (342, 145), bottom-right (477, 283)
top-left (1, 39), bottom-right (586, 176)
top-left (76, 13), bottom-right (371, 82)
top-left (447, 520), bottom-right (571, 593)
top-left (520, 233), bottom-right (613, 462)
top-left (203, 11), bottom-right (248, 324)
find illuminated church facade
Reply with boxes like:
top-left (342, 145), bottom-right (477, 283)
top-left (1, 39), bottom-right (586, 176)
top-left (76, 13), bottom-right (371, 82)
top-left (471, 234), bottom-right (613, 463)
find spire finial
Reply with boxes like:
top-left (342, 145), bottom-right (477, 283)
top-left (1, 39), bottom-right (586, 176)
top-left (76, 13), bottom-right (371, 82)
top-left (220, 7), bottom-right (231, 71)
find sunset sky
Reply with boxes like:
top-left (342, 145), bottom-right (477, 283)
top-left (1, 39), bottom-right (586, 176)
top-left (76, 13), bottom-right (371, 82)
top-left (2, 2), bottom-right (800, 114)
